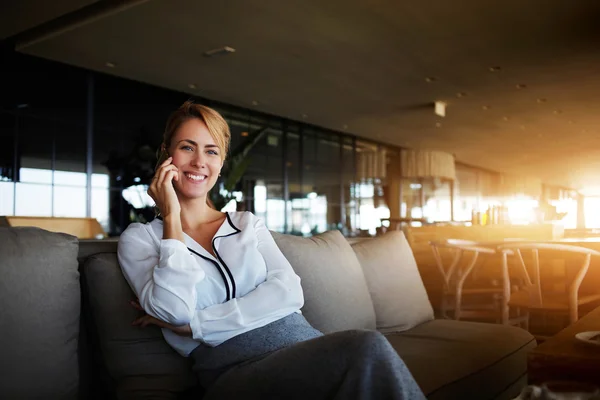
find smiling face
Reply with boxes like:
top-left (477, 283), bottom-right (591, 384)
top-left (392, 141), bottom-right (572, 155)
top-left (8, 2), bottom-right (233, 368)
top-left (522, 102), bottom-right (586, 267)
top-left (168, 118), bottom-right (223, 201)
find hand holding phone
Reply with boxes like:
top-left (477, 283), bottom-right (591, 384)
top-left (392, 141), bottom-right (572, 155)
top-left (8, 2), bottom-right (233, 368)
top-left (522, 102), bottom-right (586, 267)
top-left (147, 156), bottom-right (181, 218)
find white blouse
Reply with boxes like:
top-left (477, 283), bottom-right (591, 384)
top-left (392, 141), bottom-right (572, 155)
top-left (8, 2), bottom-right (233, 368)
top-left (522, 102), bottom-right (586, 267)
top-left (117, 211), bottom-right (304, 356)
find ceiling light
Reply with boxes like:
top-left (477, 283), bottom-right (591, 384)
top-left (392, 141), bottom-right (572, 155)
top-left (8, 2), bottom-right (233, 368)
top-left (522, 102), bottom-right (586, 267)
top-left (482, 105), bottom-right (490, 110)
top-left (456, 92), bottom-right (466, 98)
top-left (425, 77), bottom-right (437, 83)
top-left (537, 98), bottom-right (547, 103)
top-left (203, 46), bottom-right (236, 57)
top-left (516, 84), bottom-right (527, 89)
top-left (435, 101), bottom-right (446, 117)
top-left (241, 131), bottom-right (249, 137)
top-left (251, 100), bottom-right (259, 106)
top-left (188, 83), bottom-right (197, 89)
top-left (489, 66), bottom-right (501, 72)
top-left (105, 62), bottom-right (116, 68)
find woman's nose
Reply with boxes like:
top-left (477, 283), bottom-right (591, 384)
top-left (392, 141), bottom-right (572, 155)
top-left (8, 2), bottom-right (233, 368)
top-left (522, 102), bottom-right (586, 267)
top-left (191, 152), bottom-right (205, 167)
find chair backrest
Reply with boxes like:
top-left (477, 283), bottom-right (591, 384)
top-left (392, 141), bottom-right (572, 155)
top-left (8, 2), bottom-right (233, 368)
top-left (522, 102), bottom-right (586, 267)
top-left (496, 242), bottom-right (600, 307)
top-left (497, 242), bottom-right (600, 256)
top-left (429, 239), bottom-right (498, 290)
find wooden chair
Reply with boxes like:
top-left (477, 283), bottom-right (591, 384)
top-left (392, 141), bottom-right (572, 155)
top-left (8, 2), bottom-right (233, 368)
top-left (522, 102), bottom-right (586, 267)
top-left (497, 242), bottom-right (600, 334)
top-left (430, 239), bottom-right (513, 323)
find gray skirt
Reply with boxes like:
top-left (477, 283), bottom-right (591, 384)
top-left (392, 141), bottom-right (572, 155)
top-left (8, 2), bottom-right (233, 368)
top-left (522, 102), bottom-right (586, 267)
top-left (191, 317), bottom-right (426, 399)
top-left (191, 312), bottom-right (323, 388)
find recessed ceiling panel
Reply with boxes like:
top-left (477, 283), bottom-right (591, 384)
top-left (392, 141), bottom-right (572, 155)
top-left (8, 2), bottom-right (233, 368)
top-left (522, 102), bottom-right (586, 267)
top-left (0, 0), bottom-right (97, 39)
top-left (16, 0), bottom-right (600, 190)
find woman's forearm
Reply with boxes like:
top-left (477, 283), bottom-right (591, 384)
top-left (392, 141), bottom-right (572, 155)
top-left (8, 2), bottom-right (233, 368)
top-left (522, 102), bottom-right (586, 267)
top-left (163, 213), bottom-right (185, 243)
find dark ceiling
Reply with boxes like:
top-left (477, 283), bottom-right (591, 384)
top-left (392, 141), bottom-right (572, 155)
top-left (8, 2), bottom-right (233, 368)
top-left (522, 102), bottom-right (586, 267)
top-left (4, 0), bottom-right (600, 194)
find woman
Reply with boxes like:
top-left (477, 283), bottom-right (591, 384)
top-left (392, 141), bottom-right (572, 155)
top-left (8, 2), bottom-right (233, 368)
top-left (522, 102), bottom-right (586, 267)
top-left (118, 101), bottom-right (425, 399)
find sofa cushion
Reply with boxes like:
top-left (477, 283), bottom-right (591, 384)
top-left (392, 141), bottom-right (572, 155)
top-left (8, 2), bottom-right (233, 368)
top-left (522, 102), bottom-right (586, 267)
top-left (386, 319), bottom-right (536, 400)
top-left (271, 230), bottom-right (376, 333)
top-left (82, 252), bottom-right (198, 399)
top-left (0, 227), bottom-right (80, 399)
top-left (351, 231), bottom-right (434, 332)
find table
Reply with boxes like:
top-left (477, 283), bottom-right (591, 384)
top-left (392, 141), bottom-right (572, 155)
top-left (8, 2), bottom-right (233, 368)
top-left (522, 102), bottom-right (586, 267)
top-left (528, 305), bottom-right (600, 386)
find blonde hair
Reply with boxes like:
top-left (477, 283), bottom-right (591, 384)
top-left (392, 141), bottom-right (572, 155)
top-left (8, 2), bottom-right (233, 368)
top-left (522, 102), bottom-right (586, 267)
top-left (154, 101), bottom-right (231, 213)
top-left (156, 100), bottom-right (231, 169)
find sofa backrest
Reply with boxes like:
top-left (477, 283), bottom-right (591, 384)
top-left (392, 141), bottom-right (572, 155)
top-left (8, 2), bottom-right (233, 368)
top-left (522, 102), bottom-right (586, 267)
top-left (0, 227), bottom-right (81, 399)
top-left (350, 231), bottom-right (434, 332)
top-left (79, 229), bottom-right (434, 335)
top-left (271, 230), bottom-right (377, 333)
top-left (79, 231), bottom-right (378, 334)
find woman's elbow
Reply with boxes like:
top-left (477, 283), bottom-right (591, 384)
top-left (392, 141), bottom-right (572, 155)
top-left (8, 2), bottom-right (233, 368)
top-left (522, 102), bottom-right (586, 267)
top-left (288, 275), bottom-right (305, 309)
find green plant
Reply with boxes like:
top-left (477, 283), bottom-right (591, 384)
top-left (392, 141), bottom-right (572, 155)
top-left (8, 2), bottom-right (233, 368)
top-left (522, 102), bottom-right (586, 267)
top-left (210, 126), bottom-right (267, 211)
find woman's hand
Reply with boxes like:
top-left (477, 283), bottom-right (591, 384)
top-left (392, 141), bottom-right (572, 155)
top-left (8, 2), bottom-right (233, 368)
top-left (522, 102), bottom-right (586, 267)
top-left (147, 156), bottom-right (181, 218)
top-left (130, 299), bottom-right (192, 337)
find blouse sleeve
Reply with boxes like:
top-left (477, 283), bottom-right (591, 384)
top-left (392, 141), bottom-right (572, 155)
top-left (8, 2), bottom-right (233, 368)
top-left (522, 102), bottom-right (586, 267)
top-left (117, 223), bottom-right (206, 326)
top-left (189, 216), bottom-right (304, 346)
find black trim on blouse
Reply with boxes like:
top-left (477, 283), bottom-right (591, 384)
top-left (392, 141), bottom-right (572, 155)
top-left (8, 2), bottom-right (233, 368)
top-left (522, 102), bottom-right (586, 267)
top-left (157, 212), bottom-right (243, 301)
top-left (211, 212), bottom-right (242, 299)
top-left (187, 246), bottom-right (231, 301)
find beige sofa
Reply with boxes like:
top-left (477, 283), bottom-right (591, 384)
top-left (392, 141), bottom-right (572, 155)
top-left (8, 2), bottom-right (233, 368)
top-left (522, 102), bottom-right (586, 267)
top-left (0, 227), bottom-right (535, 399)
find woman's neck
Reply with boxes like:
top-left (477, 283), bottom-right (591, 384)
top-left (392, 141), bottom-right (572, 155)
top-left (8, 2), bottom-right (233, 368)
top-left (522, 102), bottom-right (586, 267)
top-left (178, 196), bottom-right (223, 231)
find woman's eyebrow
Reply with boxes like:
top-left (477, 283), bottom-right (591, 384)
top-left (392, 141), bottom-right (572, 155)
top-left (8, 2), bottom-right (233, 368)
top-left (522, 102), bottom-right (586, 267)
top-left (177, 139), bottom-right (198, 146)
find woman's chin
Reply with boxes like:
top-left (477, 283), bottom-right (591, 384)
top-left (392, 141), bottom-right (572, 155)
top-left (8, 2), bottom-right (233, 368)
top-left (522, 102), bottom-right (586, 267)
top-left (176, 186), bottom-right (209, 200)
top-left (175, 180), bottom-right (216, 200)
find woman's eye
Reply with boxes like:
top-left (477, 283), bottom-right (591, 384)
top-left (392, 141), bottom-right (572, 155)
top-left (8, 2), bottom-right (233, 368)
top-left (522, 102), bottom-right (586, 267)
top-left (207, 150), bottom-right (219, 155)
top-left (181, 145), bottom-right (194, 151)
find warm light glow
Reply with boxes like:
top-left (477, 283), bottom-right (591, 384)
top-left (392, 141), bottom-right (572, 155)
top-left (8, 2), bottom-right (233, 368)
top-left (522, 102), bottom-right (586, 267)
top-left (551, 198), bottom-right (577, 229)
top-left (506, 197), bottom-right (538, 225)
top-left (584, 198), bottom-right (600, 229)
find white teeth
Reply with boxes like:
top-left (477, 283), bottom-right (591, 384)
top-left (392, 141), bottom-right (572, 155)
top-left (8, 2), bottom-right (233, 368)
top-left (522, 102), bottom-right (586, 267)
top-left (185, 173), bottom-right (206, 181)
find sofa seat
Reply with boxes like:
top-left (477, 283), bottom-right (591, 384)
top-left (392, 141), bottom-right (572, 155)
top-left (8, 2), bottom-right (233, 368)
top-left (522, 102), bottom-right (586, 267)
top-left (386, 319), bottom-right (536, 400)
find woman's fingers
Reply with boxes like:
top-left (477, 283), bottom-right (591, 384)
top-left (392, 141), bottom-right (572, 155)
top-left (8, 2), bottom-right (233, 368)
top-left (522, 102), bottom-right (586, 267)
top-left (130, 300), bottom-right (144, 311)
top-left (148, 164), bottom-right (178, 200)
top-left (157, 165), bottom-right (179, 188)
top-left (155, 164), bottom-right (176, 186)
top-left (132, 315), bottom-right (165, 329)
top-left (149, 157), bottom-right (174, 190)
top-left (147, 156), bottom-right (181, 215)
top-left (131, 315), bottom-right (190, 337)
top-left (159, 156), bottom-right (173, 168)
